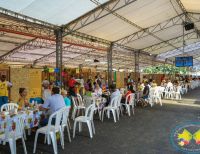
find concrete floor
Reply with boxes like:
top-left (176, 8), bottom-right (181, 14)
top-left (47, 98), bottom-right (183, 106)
top-left (1, 89), bottom-right (200, 154)
top-left (181, 87), bottom-right (200, 105)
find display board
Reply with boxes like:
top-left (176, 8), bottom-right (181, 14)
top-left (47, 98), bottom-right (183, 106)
top-left (10, 68), bottom-right (42, 102)
top-left (116, 72), bottom-right (124, 88)
top-left (175, 56), bottom-right (193, 67)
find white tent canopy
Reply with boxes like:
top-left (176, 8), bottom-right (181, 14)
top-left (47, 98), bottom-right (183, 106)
top-left (0, 0), bottom-right (200, 70)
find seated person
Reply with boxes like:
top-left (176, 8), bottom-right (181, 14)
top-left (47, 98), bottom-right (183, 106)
top-left (151, 80), bottom-right (157, 87)
top-left (94, 83), bottom-right (102, 96)
top-left (110, 85), bottom-right (120, 99)
top-left (142, 81), bottom-right (150, 99)
top-left (68, 75), bottom-right (77, 97)
top-left (61, 90), bottom-right (71, 107)
top-left (121, 87), bottom-right (135, 104)
top-left (105, 84), bottom-right (120, 106)
top-left (137, 82), bottom-right (150, 107)
top-left (18, 88), bottom-right (29, 109)
top-left (39, 87), bottom-right (66, 126)
top-left (39, 86), bottom-right (65, 114)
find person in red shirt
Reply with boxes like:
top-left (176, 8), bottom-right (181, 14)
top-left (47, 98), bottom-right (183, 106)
top-left (68, 75), bottom-right (77, 97)
top-left (121, 87), bottom-right (135, 112)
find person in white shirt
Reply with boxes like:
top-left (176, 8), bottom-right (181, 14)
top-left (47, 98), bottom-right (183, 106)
top-left (167, 80), bottom-right (173, 88)
top-left (94, 84), bottom-right (102, 96)
top-left (104, 84), bottom-right (120, 106)
top-left (110, 84), bottom-right (120, 102)
top-left (42, 80), bottom-right (51, 101)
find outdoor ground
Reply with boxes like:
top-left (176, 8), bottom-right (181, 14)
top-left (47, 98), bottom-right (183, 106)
top-left (1, 89), bottom-right (200, 154)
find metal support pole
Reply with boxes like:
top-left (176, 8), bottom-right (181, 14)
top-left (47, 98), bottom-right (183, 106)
top-left (55, 28), bottom-right (63, 87)
top-left (79, 64), bottom-right (83, 76)
top-left (134, 50), bottom-right (140, 81)
top-left (107, 43), bottom-right (113, 86)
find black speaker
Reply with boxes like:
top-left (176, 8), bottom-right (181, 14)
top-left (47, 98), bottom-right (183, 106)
top-left (184, 22), bottom-right (194, 31)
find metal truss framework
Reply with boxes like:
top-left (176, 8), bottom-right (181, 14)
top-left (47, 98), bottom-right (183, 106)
top-left (89, 0), bottom-right (198, 61)
top-left (0, 6), bottom-right (113, 48)
top-left (0, 23), bottom-right (108, 50)
top-left (116, 12), bottom-right (200, 48)
top-left (2, 0), bottom-right (198, 69)
top-left (0, 38), bottom-right (56, 61)
top-left (0, 2), bottom-right (157, 68)
top-left (115, 13), bottom-right (185, 45)
top-left (0, 7), bottom-right (57, 29)
top-left (175, 0), bottom-right (200, 37)
top-left (144, 32), bottom-right (198, 54)
top-left (62, 0), bottom-right (152, 55)
top-left (62, 0), bottom-right (137, 36)
top-left (158, 41), bottom-right (200, 59)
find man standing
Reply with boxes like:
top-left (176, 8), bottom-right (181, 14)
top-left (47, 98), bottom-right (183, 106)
top-left (0, 75), bottom-right (12, 107)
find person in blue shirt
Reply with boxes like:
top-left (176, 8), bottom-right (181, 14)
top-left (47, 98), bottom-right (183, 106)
top-left (40, 86), bottom-right (65, 113)
top-left (61, 90), bottom-right (71, 107)
top-left (39, 86), bottom-right (65, 126)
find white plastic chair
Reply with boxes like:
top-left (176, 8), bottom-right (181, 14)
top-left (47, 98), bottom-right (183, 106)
top-left (117, 94), bottom-right (123, 119)
top-left (174, 86), bottom-right (182, 100)
top-left (73, 103), bottom-right (96, 138)
top-left (102, 96), bottom-right (119, 123)
top-left (0, 115), bottom-right (27, 154)
top-left (33, 108), bottom-right (64, 154)
top-left (121, 93), bottom-right (135, 116)
top-left (1, 103), bottom-right (18, 112)
top-left (77, 94), bottom-right (84, 105)
top-left (148, 88), bottom-right (162, 107)
top-left (181, 84), bottom-right (188, 94)
top-left (120, 88), bottom-right (125, 95)
top-left (60, 106), bottom-right (71, 143)
top-left (71, 96), bottom-right (85, 120)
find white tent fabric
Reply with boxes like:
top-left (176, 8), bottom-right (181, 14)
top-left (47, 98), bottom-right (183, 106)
top-left (0, 0), bottom-right (200, 68)
top-left (0, 0), bottom-right (109, 25)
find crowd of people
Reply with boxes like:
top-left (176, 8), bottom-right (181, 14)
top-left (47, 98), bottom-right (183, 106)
top-left (1, 73), bottom-right (200, 125)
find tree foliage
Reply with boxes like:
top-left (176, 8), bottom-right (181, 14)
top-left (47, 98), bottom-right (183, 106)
top-left (143, 64), bottom-right (188, 75)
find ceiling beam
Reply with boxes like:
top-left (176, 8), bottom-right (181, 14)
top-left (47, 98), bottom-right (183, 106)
top-left (90, 0), bottom-right (193, 58)
top-left (174, 0), bottom-right (200, 37)
top-left (0, 8), bottom-right (110, 46)
top-left (0, 24), bottom-right (108, 51)
top-left (159, 41), bottom-right (200, 59)
top-left (0, 39), bottom-right (21, 45)
top-left (0, 38), bottom-right (37, 63)
top-left (0, 7), bottom-right (57, 30)
top-left (62, 0), bottom-right (137, 37)
top-left (62, 0), bottom-right (144, 54)
top-left (114, 13), bottom-right (185, 45)
top-left (143, 31), bottom-right (197, 53)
